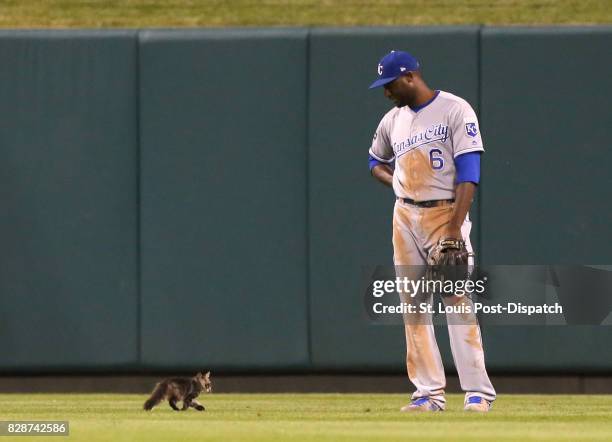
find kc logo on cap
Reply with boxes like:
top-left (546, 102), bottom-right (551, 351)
top-left (369, 50), bottom-right (420, 89)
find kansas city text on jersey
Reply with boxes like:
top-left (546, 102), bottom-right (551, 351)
top-left (393, 123), bottom-right (449, 157)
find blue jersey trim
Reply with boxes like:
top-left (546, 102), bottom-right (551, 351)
top-left (410, 90), bottom-right (440, 112)
top-left (369, 155), bottom-right (382, 171)
top-left (455, 151), bottom-right (481, 184)
top-left (369, 155), bottom-right (395, 172)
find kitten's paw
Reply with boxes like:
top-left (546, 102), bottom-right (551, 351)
top-left (195, 405), bottom-right (205, 411)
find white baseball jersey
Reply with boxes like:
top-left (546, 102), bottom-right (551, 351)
top-left (369, 90), bottom-right (484, 201)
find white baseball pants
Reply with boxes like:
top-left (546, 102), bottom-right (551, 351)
top-left (392, 198), bottom-right (496, 408)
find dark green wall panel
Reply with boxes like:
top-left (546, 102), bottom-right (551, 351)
top-left (0, 31), bottom-right (139, 369)
top-left (479, 27), bottom-right (612, 372)
top-left (480, 27), bottom-right (612, 264)
top-left (482, 327), bottom-right (612, 373)
top-left (139, 30), bottom-right (309, 369)
top-left (308, 28), bottom-right (481, 369)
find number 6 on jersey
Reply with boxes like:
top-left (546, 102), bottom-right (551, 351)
top-left (429, 148), bottom-right (444, 170)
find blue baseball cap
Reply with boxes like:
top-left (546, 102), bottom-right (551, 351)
top-left (369, 50), bottom-right (420, 89)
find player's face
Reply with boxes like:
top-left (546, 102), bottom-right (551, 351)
top-left (383, 75), bottom-right (414, 108)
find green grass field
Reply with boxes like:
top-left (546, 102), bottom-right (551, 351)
top-left (0, 0), bottom-right (610, 28)
top-left (1, 393), bottom-right (611, 441)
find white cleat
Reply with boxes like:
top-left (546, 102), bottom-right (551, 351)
top-left (464, 396), bottom-right (492, 412)
top-left (400, 397), bottom-right (443, 412)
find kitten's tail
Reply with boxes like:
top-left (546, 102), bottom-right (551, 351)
top-left (144, 382), bottom-right (166, 411)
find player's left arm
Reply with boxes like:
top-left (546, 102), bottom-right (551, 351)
top-left (443, 99), bottom-right (484, 240)
top-left (444, 182), bottom-right (476, 240)
top-left (443, 152), bottom-right (481, 240)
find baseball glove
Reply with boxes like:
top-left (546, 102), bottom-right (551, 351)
top-left (426, 238), bottom-right (469, 283)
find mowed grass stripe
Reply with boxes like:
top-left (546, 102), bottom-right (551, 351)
top-left (0, 394), bottom-right (611, 441)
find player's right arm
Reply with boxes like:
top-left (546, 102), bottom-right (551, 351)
top-left (368, 113), bottom-right (395, 188)
top-left (370, 160), bottom-right (393, 187)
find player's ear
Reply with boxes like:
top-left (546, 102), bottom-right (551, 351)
top-left (405, 71), bottom-right (418, 83)
top-left (396, 73), bottom-right (411, 87)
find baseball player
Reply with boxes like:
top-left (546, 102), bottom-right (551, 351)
top-left (368, 50), bottom-right (496, 412)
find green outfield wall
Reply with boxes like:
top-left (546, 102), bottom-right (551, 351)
top-left (138, 29), bottom-right (310, 370)
top-left (0, 31), bottom-right (140, 370)
top-left (0, 27), bottom-right (610, 374)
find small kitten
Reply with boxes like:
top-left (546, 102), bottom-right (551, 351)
top-left (144, 371), bottom-right (212, 411)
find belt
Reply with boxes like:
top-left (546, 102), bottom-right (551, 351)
top-left (399, 197), bottom-right (454, 208)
